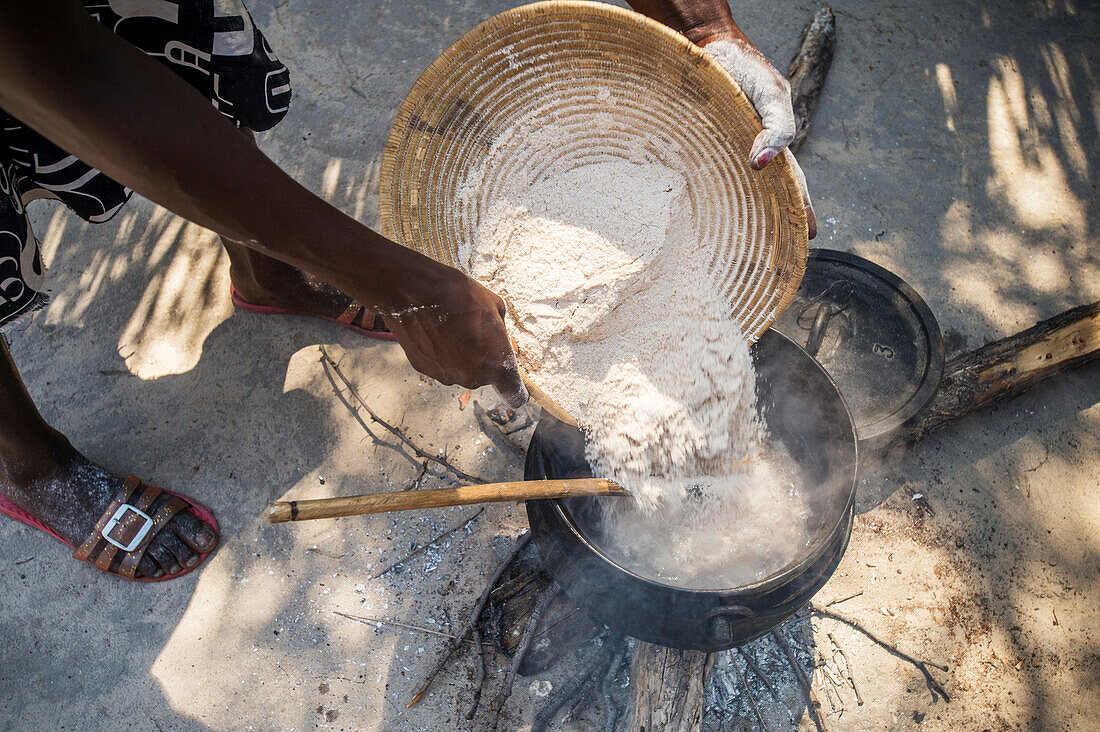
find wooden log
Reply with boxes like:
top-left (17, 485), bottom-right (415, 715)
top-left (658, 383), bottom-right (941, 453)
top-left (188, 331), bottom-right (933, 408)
top-left (619, 644), bottom-right (714, 732)
top-left (263, 478), bottom-right (625, 523)
top-left (886, 300), bottom-right (1100, 449)
top-left (520, 602), bottom-right (601, 676)
top-left (788, 7), bottom-right (837, 153)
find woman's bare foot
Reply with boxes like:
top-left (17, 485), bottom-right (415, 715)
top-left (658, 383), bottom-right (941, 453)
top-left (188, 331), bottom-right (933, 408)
top-left (0, 436), bottom-right (215, 579)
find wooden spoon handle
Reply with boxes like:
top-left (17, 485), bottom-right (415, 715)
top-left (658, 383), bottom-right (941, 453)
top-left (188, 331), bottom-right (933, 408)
top-left (263, 478), bottom-right (625, 523)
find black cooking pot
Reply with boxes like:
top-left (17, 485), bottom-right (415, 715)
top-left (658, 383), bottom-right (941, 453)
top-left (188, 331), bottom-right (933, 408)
top-left (524, 329), bottom-right (859, 651)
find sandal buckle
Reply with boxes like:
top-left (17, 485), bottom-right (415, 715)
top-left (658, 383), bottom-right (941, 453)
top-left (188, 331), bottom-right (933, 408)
top-left (102, 503), bottom-right (153, 552)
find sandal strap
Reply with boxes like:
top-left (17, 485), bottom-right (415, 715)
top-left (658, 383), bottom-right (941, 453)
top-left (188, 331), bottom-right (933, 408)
top-left (72, 476), bottom-right (188, 578)
top-left (336, 302), bottom-right (389, 333)
top-left (118, 494), bottom-right (188, 578)
top-left (72, 476), bottom-right (144, 563)
top-left (336, 303), bottom-right (364, 325)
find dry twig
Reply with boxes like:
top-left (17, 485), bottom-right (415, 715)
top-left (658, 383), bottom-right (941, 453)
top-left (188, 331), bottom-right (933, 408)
top-left (319, 346), bottom-right (487, 483)
top-left (402, 459), bottom-right (428, 491)
top-left (732, 654), bottom-right (769, 732)
top-left (812, 605), bottom-right (950, 702)
top-left (333, 611), bottom-right (462, 641)
top-left (502, 412), bottom-right (533, 435)
top-left (825, 591), bottom-right (863, 607)
top-left (601, 642), bottom-right (628, 732)
top-left (737, 647), bottom-right (783, 710)
top-left (827, 632), bottom-right (863, 705)
top-left (408, 531), bottom-right (532, 707)
top-left (771, 630), bottom-right (827, 732)
top-left (472, 400), bottom-right (526, 461)
top-left (491, 587), bottom-right (559, 731)
top-left (370, 508), bottom-right (484, 579)
top-left (532, 639), bottom-right (614, 732)
top-left (815, 652), bottom-right (845, 712)
top-left (466, 627), bottom-right (488, 720)
top-left (563, 667), bottom-right (601, 726)
top-left (305, 546), bottom-right (346, 560)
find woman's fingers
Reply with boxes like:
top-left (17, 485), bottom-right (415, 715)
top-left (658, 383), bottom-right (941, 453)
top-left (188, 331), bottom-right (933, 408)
top-left (783, 149), bottom-right (817, 239)
top-left (746, 74), bottom-right (795, 170)
top-left (384, 271), bottom-right (529, 408)
top-left (703, 40), bottom-right (796, 169)
top-left (702, 38), bottom-right (815, 239)
top-left (492, 353), bottom-right (529, 409)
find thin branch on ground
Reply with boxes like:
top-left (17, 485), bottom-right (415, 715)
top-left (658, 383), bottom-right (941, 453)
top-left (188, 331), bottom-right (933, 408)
top-left (371, 508), bottom-right (485, 579)
top-left (815, 652), bottom-right (846, 712)
top-left (466, 626), bottom-right (489, 720)
top-left (491, 587), bottom-right (560, 731)
top-left (771, 630), bottom-right (827, 732)
top-left (305, 546), bottom-right (347, 560)
top-left (827, 632), bottom-right (863, 706)
top-left (402, 459), bottom-right (429, 490)
top-left (472, 400), bottom-right (526, 461)
top-left (319, 346), bottom-right (488, 484)
top-left (332, 610), bottom-right (464, 641)
top-left (737, 647), bottom-right (783, 708)
top-left (563, 664), bottom-right (602, 726)
top-left (732, 653), bottom-right (769, 732)
top-left (502, 412), bottom-right (533, 435)
top-left (408, 531), bottom-right (533, 707)
top-left (811, 605), bottom-right (950, 702)
top-left (532, 638), bottom-right (614, 732)
top-left (825, 591), bottom-right (864, 607)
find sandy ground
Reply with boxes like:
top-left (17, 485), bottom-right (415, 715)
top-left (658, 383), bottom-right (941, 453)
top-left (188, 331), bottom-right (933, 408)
top-left (1, 1), bottom-right (1098, 730)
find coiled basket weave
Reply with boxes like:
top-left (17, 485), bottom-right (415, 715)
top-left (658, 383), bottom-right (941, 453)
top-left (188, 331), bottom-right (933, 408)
top-left (380, 0), bottom-right (808, 422)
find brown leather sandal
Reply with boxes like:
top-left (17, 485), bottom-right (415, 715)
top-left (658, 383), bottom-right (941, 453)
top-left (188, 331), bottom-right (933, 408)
top-left (231, 286), bottom-right (396, 341)
top-left (335, 302), bottom-right (396, 340)
top-left (69, 476), bottom-right (219, 581)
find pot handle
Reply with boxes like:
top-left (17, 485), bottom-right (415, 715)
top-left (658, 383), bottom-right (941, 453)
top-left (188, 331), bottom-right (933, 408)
top-left (705, 594), bottom-right (812, 645)
top-left (704, 605), bottom-right (755, 646)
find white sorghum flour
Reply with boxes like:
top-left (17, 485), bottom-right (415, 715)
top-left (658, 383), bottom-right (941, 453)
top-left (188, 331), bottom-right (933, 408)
top-left (458, 102), bottom-right (812, 587)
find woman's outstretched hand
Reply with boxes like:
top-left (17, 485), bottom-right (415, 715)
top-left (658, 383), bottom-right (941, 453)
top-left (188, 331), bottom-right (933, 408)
top-left (382, 261), bottom-right (529, 408)
top-left (700, 37), bottom-right (816, 239)
top-left (626, 0), bottom-right (817, 238)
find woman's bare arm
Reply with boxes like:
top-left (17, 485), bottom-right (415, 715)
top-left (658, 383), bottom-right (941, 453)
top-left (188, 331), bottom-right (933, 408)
top-left (0, 0), bottom-right (526, 403)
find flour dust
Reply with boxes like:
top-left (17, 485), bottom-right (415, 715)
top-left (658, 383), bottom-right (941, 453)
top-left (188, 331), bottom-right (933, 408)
top-left (458, 96), bottom-right (812, 588)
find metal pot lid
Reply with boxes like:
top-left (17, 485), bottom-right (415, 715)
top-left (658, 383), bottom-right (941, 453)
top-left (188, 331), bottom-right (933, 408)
top-left (771, 249), bottom-right (944, 447)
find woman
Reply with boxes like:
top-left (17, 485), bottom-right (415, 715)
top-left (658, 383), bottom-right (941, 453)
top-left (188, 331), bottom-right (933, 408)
top-left (0, 0), bottom-right (812, 582)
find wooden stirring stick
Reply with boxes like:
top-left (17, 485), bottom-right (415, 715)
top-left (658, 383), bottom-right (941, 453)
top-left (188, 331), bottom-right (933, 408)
top-left (263, 478), bottom-right (626, 523)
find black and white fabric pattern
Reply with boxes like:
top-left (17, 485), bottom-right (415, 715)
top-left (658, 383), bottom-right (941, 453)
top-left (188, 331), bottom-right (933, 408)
top-left (0, 0), bottom-right (290, 328)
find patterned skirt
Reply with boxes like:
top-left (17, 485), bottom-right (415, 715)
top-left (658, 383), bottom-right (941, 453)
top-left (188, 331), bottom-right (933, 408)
top-left (0, 0), bottom-right (291, 328)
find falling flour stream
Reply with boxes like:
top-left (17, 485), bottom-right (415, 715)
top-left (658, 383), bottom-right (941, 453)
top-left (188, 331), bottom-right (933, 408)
top-left (458, 101), bottom-right (812, 588)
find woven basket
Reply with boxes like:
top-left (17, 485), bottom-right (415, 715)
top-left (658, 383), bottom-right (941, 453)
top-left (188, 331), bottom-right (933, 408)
top-left (380, 0), bottom-right (808, 422)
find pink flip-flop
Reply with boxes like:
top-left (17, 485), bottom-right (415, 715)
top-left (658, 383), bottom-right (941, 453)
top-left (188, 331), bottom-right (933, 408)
top-left (230, 285), bottom-right (397, 341)
top-left (0, 475), bottom-right (219, 582)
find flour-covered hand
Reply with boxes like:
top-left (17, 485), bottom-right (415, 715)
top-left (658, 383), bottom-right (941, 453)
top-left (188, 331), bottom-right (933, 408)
top-left (623, 2), bottom-right (816, 237)
top-left (702, 38), bottom-right (816, 238)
